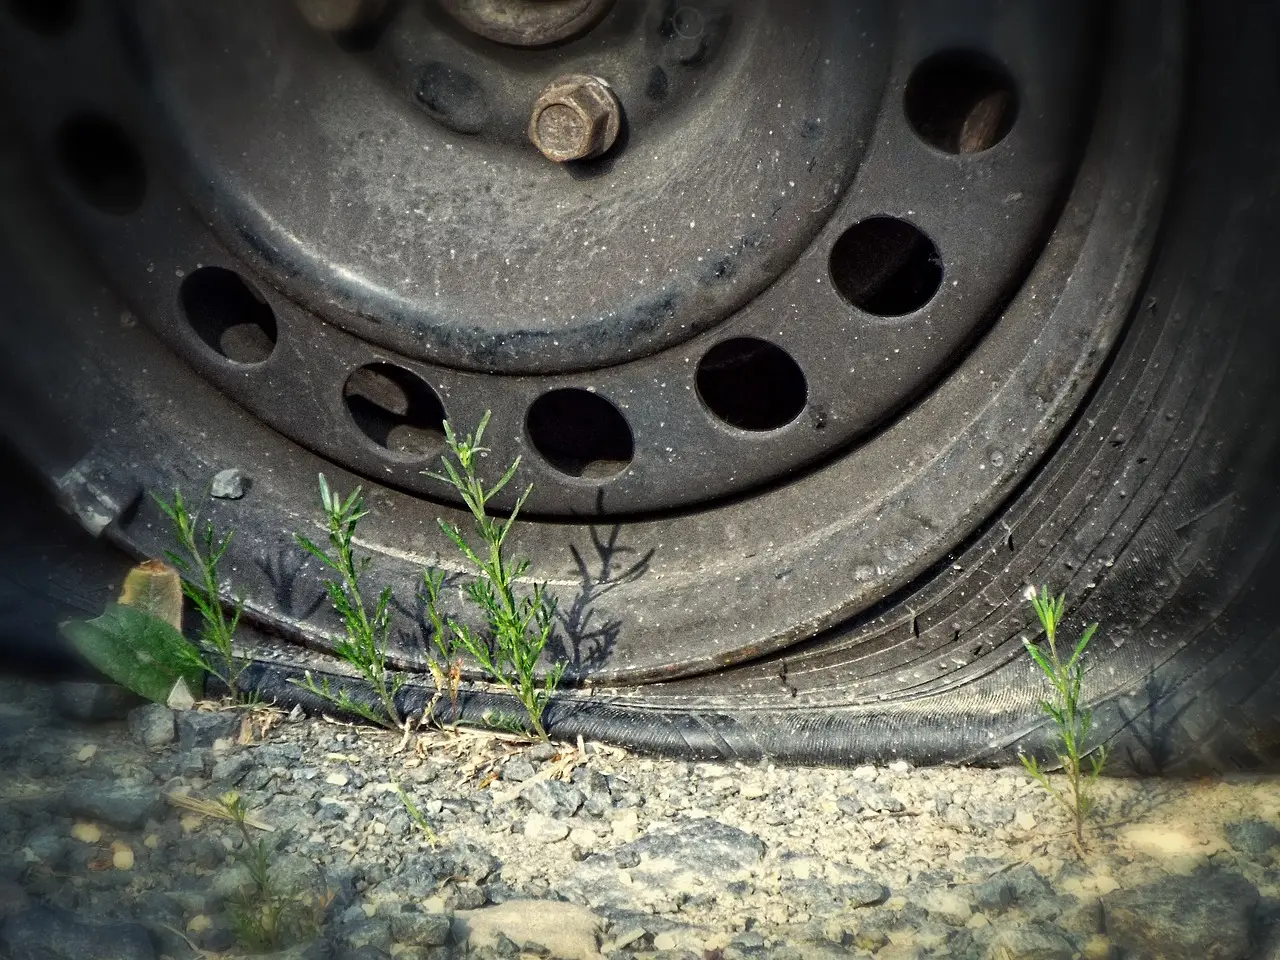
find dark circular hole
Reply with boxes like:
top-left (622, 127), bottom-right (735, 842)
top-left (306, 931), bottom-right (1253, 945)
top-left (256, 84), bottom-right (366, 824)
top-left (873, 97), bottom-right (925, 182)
top-left (904, 50), bottom-right (1017, 154)
top-left (415, 62), bottom-right (489, 135)
top-left (828, 217), bottom-right (943, 316)
top-left (343, 363), bottom-right (446, 457)
top-left (7, 0), bottom-right (77, 34)
top-left (696, 337), bottom-right (807, 432)
top-left (55, 113), bottom-right (146, 215)
top-left (526, 389), bottom-right (633, 480)
top-left (180, 267), bottom-right (278, 364)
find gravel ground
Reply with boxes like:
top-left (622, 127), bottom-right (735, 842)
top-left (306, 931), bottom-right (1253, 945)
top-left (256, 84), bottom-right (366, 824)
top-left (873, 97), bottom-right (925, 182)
top-left (1, 676), bottom-right (1278, 960)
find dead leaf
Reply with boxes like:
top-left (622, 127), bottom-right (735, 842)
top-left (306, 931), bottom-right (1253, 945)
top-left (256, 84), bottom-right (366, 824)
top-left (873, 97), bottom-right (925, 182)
top-left (118, 560), bottom-right (184, 631)
top-left (165, 792), bottom-right (274, 832)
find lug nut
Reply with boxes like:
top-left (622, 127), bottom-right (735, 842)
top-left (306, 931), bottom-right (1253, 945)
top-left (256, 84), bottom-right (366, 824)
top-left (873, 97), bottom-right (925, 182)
top-left (295, 0), bottom-right (385, 33)
top-left (528, 74), bottom-right (622, 163)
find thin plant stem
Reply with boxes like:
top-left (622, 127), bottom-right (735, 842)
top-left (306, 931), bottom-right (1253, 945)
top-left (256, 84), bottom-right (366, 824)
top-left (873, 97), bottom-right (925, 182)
top-left (1020, 585), bottom-right (1108, 849)
top-left (292, 475), bottom-right (403, 730)
top-left (422, 412), bottom-right (564, 740)
top-left (153, 487), bottom-right (248, 699)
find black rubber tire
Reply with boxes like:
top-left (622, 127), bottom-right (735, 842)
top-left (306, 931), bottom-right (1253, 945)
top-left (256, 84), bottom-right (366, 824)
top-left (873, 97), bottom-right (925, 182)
top-left (1, 4), bottom-right (1278, 774)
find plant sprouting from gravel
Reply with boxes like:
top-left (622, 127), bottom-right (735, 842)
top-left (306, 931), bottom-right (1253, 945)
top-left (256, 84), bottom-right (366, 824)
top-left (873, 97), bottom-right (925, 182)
top-left (293, 475), bottom-right (404, 730)
top-left (218, 791), bottom-right (330, 952)
top-left (422, 411), bottom-right (564, 741)
top-left (1019, 585), bottom-right (1109, 848)
top-left (392, 781), bottom-right (439, 845)
top-left (153, 487), bottom-right (248, 700)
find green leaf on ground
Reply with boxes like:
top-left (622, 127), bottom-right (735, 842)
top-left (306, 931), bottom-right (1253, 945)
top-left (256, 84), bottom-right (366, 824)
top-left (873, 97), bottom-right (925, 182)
top-left (60, 603), bottom-right (205, 704)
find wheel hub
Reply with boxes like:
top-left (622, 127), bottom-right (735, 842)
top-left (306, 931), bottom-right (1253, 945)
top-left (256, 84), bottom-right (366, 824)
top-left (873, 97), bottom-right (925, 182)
top-left (2, 0), bottom-right (1105, 517)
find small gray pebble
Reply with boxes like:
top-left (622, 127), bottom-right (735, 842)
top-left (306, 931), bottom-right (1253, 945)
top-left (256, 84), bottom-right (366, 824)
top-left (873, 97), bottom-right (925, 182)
top-left (178, 711), bottom-right (239, 750)
top-left (210, 468), bottom-right (247, 499)
top-left (24, 827), bottom-right (67, 869)
top-left (178, 750), bottom-right (206, 777)
top-left (1, 905), bottom-right (157, 960)
top-left (583, 792), bottom-right (613, 818)
top-left (441, 881), bottom-right (486, 911)
top-left (211, 864), bottom-right (254, 901)
top-left (127, 703), bottom-right (176, 750)
top-left (1224, 819), bottom-right (1280, 859)
top-left (502, 758), bottom-right (536, 782)
top-left (210, 752), bottom-right (254, 785)
top-left (53, 682), bottom-right (142, 722)
top-left (338, 918), bottom-right (393, 952)
top-left (527, 743), bottom-right (559, 762)
top-left (389, 908), bottom-right (451, 946)
top-left (521, 780), bottom-right (584, 818)
top-left (973, 875), bottom-right (1014, 913)
top-left (64, 781), bottom-right (161, 830)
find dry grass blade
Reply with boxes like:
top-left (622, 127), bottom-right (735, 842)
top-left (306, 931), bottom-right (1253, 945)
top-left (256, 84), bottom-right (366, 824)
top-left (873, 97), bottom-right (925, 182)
top-left (165, 792), bottom-right (274, 832)
top-left (390, 715), bottom-right (414, 755)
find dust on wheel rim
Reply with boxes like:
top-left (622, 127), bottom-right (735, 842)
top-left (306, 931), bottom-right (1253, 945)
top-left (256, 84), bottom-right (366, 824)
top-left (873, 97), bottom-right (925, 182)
top-left (0, 1), bottom-right (1182, 688)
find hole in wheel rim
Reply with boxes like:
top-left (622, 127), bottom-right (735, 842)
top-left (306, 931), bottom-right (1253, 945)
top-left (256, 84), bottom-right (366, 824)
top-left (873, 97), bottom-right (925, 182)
top-left (527, 389), bottom-right (633, 479)
top-left (55, 113), bottom-right (146, 215)
top-left (343, 363), bottom-right (446, 457)
top-left (829, 217), bottom-right (943, 317)
top-left (904, 50), bottom-right (1017, 154)
top-left (696, 338), bottom-right (807, 432)
top-left (179, 267), bottom-right (278, 364)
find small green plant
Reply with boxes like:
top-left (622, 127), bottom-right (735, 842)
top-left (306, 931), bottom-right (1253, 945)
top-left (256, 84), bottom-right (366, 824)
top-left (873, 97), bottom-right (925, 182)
top-left (153, 487), bottom-right (248, 699)
top-left (293, 475), bottom-right (404, 730)
top-left (218, 791), bottom-right (329, 952)
top-left (422, 412), bottom-right (564, 741)
top-left (392, 782), bottom-right (438, 845)
top-left (1019, 585), bottom-right (1108, 848)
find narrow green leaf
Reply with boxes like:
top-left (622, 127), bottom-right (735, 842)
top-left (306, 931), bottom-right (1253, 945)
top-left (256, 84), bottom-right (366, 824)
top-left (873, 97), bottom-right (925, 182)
top-left (1023, 641), bottom-right (1053, 677)
top-left (1069, 622), bottom-right (1099, 669)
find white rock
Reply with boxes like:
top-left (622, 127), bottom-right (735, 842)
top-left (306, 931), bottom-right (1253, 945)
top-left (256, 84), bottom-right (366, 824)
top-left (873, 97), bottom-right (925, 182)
top-left (453, 900), bottom-right (602, 960)
top-left (612, 809), bottom-right (640, 842)
top-left (524, 813), bottom-right (569, 844)
top-left (166, 678), bottom-right (196, 712)
top-left (922, 890), bottom-right (971, 926)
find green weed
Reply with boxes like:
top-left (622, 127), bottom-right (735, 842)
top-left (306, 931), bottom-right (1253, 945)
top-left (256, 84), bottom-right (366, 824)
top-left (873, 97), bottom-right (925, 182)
top-left (217, 791), bottom-right (329, 952)
top-left (422, 412), bottom-right (564, 741)
top-left (293, 475), bottom-right (404, 730)
top-left (1019, 585), bottom-right (1109, 848)
top-left (392, 782), bottom-right (439, 845)
top-left (153, 487), bottom-right (248, 699)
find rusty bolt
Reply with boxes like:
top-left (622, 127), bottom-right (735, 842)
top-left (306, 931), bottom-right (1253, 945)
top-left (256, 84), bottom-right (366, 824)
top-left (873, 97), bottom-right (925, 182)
top-left (295, 0), bottom-right (385, 32)
top-left (528, 74), bottom-right (621, 163)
